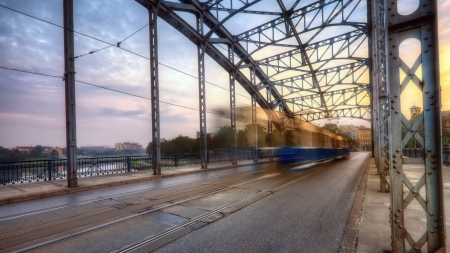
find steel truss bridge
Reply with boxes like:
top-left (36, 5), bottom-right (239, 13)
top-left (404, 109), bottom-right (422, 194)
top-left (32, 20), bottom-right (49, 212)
top-left (61, 0), bottom-right (446, 251)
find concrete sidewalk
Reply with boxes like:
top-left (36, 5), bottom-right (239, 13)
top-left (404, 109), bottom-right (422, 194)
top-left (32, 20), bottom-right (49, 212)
top-left (357, 159), bottom-right (450, 252)
top-left (0, 159), bottom-right (269, 205)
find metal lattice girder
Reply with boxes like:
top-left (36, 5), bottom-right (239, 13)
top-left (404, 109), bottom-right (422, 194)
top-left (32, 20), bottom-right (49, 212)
top-left (149, 1), bottom-right (162, 175)
top-left (234, 0), bottom-right (365, 48)
top-left (285, 86), bottom-right (369, 109)
top-left (267, 60), bottom-right (369, 92)
top-left (299, 106), bottom-right (371, 122)
top-left (256, 30), bottom-right (367, 75)
top-left (137, 0), bottom-right (371, 127)
top-left (136, 0), bottom-right (289, 124)
top-left (386, 0), bottom-right (446, 251)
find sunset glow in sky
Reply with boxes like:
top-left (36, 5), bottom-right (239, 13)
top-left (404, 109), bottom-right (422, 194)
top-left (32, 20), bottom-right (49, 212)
top-left (0, 0), bottom-right (449, 148)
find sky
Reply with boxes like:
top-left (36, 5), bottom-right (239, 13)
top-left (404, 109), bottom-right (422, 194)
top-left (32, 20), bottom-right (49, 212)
top-left (0, 0), bottom-right (449, 148)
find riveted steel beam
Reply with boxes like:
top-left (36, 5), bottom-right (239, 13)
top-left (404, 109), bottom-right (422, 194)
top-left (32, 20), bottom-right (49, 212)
top-left (63, 0), bottom-right (78, 188)
top-left (229, 45), bottom-right (237, 165)
top-left (386, 0), bottom-right (446, 251)
top-left (148, 1), bottom-right (162, 175)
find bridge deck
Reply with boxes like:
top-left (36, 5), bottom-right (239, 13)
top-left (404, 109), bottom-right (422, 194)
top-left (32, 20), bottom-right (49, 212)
top-left (0, 159), bottom-right (270, 205)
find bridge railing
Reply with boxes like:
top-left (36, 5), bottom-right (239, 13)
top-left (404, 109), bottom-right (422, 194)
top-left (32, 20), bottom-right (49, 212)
top-left (0, 150), bottom-right (265, 185)
top-left (402, 148), bottom-right (424, 158)
top-left (402, 148), bottom-right (450, 165)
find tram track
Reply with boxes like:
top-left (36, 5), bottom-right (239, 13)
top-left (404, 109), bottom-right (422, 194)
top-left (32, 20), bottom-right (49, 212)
top-left (0, 166), bottom-right (262, 222)
top-left (3, 159), bottom-right (335, 253)
top-left (116, 166), bottom-right (327, 253)
top-left (9, 171), bottom-right (282, 253)
top-left (0, 168), bottom-right (267, 241)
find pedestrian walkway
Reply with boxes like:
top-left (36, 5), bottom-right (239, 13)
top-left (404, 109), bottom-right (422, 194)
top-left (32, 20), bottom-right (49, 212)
top-left (357, 159), bottom-right (450, 252)
top-left (0, 159), bottom-right (269, 205)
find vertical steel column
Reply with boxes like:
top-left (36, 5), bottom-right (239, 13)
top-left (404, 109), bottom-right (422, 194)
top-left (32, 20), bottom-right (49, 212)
top-left (279, 105), bottom-right (285, 146)
top-left (228, 45), bottom-right (237, 165)
top-left (149, 2), bottom-right (161, 175)
top-left (197, 15), bottom-right (207, 169)
top-left (368, 1), bottom-right (379, 167)
top-left (372, 0), bottom-right (390, 193)
top-left (251, 95), bottom-right (258, 162)
top-left (267, 89), bottom-right (273, 161)
top-left (388, 30), bottom-right (404, 251)
top-left (250, 69), bottom-right (258, 162)
top-left (387, 0), bottom-right (446, 251)
top-left (63, 0), bottom-right (77, 188)
top-left (421, 18), bottom-right (446, 253)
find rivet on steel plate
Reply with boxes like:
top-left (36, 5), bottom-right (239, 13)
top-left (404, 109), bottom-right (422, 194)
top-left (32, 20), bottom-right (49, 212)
top-left (428, 170), bottom-right (432, 174)
top-left (398, 209), bottom-right (402, 212)
top-left (430, 229), bottom-right (434, 233)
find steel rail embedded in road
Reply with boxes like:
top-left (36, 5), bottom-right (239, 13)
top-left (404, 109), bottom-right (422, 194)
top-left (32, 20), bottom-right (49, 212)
top-left (11, 172), bottom-right (280, 253)
top-left (115, 166), bottom-right (328, 253)
top-left (0, 167), bottom-right (260, 222)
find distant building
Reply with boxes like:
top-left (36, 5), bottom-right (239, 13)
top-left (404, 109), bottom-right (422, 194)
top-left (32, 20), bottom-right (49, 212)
top-left (358, 126), bottom-right (372, 151)
top-left (115, 142), bottom-right (142, 151)
top-left (410, 104), bottom-right (422, 118)
top-left (115, 143), bottom-right (124, 151)
top-left (14, 146), bottom-right (54, 157)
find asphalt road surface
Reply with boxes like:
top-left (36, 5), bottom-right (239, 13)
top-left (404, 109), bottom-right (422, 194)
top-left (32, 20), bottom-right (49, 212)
top-left (155, 152), bottom-right (369, 253)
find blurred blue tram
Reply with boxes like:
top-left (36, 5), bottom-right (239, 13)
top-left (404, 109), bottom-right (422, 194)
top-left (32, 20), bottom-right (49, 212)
top-left (274, 147), bottom-right (350, 167)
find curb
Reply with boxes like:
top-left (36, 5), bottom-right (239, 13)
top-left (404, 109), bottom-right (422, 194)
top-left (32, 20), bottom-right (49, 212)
top-left (0, 161), bottom-right (272, 205)
top-left (339, 156), bottom-right (371, 252)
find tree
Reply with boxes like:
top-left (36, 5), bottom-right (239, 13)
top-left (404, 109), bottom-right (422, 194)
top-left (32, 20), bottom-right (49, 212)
top-left (337, 132), bottom-right (358, 150)
top-left (30, 145), bottom-right (43, 158)
top-left (51, 149), bottom-right (59, 158)
top-left (323, 123), bottom-right (339, 134)
top-left (442, 113), bottom-right (450, 147)
top-left (0, 147), bottom-right (26, 162)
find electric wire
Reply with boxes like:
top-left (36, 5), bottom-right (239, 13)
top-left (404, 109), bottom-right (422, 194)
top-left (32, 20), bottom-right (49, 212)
top-left (0, 66), bottom-right (62, 79)
top-left (0, 4), bottom-right (251, 99)
top-left (73, 23), bottom-right (149, 60)
top-left (0, 66), bottom-right (221, 114)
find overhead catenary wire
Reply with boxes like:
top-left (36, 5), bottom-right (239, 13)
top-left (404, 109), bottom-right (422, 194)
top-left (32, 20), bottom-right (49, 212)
top-left (73, 23), bottom-right (149, 60)
top-left (0, 4), bottom-right (251, 99)
top-left (0, 66), bottom-right (222, 114)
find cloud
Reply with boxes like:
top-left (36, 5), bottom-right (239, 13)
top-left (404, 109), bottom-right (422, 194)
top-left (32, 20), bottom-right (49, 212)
top-left (1, 0), bottom-right (449, 149)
